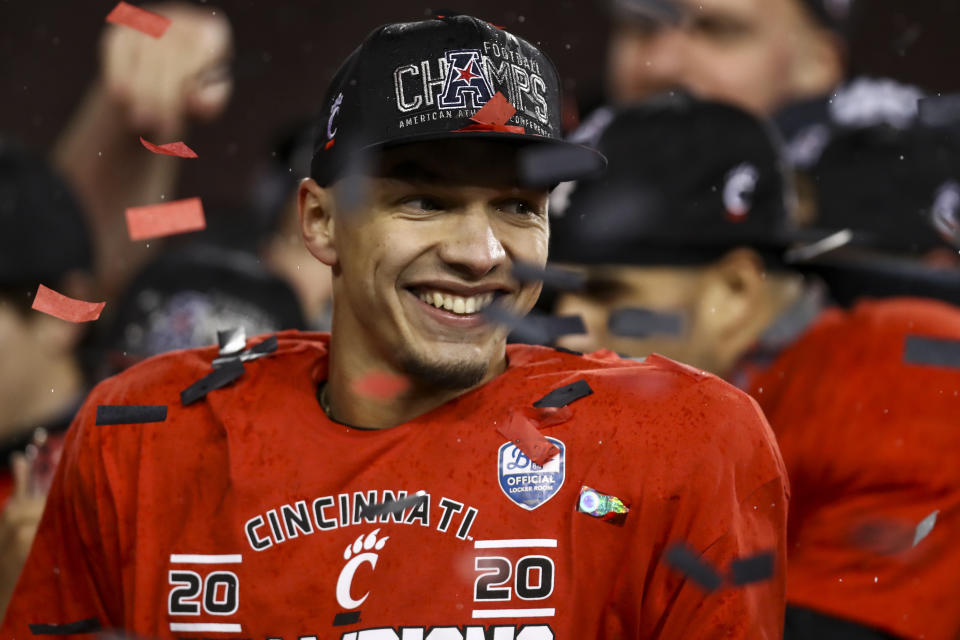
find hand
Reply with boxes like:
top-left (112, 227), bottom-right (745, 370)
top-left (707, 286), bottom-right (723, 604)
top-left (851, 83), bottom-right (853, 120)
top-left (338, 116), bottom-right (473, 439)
top-left (0, 444), bottom-right (51, 614)
top-left (100, 2), bottom-right (234, 136)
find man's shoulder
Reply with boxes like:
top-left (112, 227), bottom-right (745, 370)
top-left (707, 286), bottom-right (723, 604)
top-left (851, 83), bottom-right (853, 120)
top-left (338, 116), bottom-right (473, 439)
top-left (508, 344), bottom-right (745, 401)
top-left (811, 297), bottom-right (960, 341)
top-left (89, 330), bottom-right (329, 404)
top-left (506, 345), bottom-right (764, 438)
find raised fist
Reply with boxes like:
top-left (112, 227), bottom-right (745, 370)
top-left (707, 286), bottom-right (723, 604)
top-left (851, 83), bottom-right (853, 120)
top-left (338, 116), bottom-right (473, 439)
top-left (100, 2), bottom-right (234, 136)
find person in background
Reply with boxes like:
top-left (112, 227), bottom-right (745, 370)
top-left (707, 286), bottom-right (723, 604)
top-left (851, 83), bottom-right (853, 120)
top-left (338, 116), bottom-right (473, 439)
top-left (2, 15), bottom-right (788, 637)
top-left (604, 0), bottom-right (849, 116)
top-left (549, 95), bottom-right (960, 639)
top-left (551, 94), bottom-right (801, 372)
top-left (0, 140), bottom-right (96, 615)
top-left (93, 243), bottom-right (307, 381)
top-left (52, 3), bottom-right (234, 296)
top-left (250, 121), bottom-right (334, 331)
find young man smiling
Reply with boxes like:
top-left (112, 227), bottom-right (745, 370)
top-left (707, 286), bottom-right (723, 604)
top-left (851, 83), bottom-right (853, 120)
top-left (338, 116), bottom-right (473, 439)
top-left (2, 15), bottom-right (788, 639)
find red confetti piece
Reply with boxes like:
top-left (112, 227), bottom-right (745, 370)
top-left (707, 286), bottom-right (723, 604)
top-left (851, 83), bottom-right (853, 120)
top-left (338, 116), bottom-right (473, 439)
top-left (139, 136), bottom-right (198, 158)
top-left (472, 92), bottom-right (516, 126)
top-left (497, 413), bottom-right (560, 467)
top-left (352, 371), bottom-right (411, 401)
top-left (456, 92), bottom-right (525, 135)
top-left (31, 284), bottom-right (105, 323)
top-left (525, 405), bottom-right (573, 428)
top-left (105, 2), bottom-right (171, 38)
top-left (125, 197), bottom-right (206, 241)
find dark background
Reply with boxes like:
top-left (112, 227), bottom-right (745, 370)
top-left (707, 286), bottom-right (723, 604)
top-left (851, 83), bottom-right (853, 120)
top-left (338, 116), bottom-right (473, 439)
top-left (2, 0), bottom-right (958, 211)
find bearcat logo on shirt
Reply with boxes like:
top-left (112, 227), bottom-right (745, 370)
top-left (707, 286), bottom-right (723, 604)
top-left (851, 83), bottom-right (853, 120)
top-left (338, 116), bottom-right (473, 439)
top-left (498, 438), bottom-right (565, 510)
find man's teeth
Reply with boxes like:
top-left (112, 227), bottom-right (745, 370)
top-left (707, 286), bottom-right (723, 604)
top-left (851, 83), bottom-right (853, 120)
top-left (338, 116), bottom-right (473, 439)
top-left (417, 290), bottom-right (496, 315)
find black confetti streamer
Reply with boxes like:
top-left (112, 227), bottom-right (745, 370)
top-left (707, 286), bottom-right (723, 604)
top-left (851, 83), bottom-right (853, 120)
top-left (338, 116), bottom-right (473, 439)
top-left (248, 334), bottom-right (278, 356)
top-left (608, 307), bottom-right (686, 338)
top-left (332, 611), bottom-right (362, 626)
top-left (511, 261), bottom-right (586, 292)
top-left (664, 544), bottom-right (723, 593)
top-left (359, 494), bottom-right (422, 519)
top-left (180, 359), bottom-right (245, 406)
top-left (95, 405), bottom-right (167, 426)
top-left (533, 378), bottom-right (593, 408)
top-left (903, 335), bottom-right (960, 369)
top-left (483, 305), bottom-right (586, 345)
top-left (729, 551), bottom-right (775, 586)
top-left (29, 618), bottom-right (102, 635)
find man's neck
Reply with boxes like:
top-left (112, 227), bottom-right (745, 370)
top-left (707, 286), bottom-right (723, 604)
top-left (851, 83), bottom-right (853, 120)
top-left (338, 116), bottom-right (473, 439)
top-left (324, 336), bottom-right (507, 430)
top-left (717, 275), bottom-right (813, 378)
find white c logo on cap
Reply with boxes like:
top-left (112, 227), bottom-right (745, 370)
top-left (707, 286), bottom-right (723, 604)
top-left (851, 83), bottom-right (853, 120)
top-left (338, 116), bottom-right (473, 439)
top-left (327, 92), bottom-right (344, 140)
top-left (723, 163), bottom-right (759, 219)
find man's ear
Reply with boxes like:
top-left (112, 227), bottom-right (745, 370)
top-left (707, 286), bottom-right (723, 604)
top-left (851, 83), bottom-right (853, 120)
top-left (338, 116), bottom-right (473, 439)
top-left (298, 177), bottom-right (338, 267)
top-left (693, 248), bottom-right (768, 367)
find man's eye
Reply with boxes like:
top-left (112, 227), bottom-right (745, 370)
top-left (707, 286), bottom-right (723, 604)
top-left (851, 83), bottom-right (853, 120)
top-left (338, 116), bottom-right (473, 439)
top-left (690, 15), bottom-right (752, 42)
top-left (497, 199), bottom-right (541, 216)
top-left (399, 196), bottom-right (444, 212)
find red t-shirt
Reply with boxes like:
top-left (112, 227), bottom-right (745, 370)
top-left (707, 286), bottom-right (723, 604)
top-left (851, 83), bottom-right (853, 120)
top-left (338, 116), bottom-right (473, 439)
top-left (3, 332), bottom-right (787, 639)
top-left (749, 298), bottom-right (960, 640)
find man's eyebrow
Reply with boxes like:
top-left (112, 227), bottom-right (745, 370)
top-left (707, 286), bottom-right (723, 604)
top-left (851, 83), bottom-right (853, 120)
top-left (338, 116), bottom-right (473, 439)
top-left (379, 161), bottom-right (446, 184)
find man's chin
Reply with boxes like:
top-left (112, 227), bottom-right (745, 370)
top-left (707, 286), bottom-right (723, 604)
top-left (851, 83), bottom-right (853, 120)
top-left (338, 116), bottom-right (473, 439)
top-left (398, 352), bottom-right (490, 391)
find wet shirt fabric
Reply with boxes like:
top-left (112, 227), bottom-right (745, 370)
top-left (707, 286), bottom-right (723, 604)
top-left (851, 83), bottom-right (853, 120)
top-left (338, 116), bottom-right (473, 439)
top-left (749, 298), bottom-right (960, 640)
top-left (2, 332), bottom-right (787, 639)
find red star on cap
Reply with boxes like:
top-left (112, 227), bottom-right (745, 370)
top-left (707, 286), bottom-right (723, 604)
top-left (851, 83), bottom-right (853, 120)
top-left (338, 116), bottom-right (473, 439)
top-left (456, 61), bottom-right (480, 83)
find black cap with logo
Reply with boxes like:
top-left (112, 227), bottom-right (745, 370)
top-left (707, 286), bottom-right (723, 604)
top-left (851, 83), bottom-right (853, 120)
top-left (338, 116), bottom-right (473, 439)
top-left (549, 94), bottom-right (793, 266)
top-left (0, 137), bottom-right (93, 292)
top-left (310, 14), bottom-right (604, 186)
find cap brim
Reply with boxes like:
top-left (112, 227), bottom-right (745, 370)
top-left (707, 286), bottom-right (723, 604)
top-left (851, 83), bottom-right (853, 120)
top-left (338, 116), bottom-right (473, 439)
top-left (361, 130), bottom-right (607, 186)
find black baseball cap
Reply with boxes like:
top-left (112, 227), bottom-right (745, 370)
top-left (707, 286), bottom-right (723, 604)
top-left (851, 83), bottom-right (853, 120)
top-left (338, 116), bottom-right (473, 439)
top-left (549, 94), bottom-right (793, 266)
top-left (803, 118), bottom-right (960, 255)
top-left (798, 0), bottom-right (856, 34)
top-left (310, 14), bottom-right (604, 186)
top-left (96, 244), bottom-right (305, 376)
top-left (0, 137), bottom-right (93, 290)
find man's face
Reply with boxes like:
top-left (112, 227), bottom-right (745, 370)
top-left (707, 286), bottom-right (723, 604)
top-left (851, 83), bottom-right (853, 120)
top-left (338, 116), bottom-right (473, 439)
top-left (607, 0), bottom-right (817, 115)
top-left (554, 264), bottom-right (712, 368)
top-left (0, 300), bottom-right (48, 426)
top-left (327, 140), bottom-right (550, 390)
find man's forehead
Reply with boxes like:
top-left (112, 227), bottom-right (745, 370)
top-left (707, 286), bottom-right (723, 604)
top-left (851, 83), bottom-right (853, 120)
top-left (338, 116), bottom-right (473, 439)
top-left (374, 141), bottom-right (535, 188)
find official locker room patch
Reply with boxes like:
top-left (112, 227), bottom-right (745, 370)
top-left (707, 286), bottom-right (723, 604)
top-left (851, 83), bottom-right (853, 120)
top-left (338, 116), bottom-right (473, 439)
top-left (498, 437), bottom-right (565, 510)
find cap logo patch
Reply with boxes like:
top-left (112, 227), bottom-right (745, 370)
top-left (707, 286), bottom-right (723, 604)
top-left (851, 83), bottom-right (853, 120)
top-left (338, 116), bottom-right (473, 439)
top-left (931, 180), bottom-right (960, 245)
top-left (327, 92), bottom-right (344, 140)
top-left (439, 49), bottom-right (494, 110)
top-left (392, 45), bottom-right (551, 136)
top-left (723, 162), bottom-right (759, 222)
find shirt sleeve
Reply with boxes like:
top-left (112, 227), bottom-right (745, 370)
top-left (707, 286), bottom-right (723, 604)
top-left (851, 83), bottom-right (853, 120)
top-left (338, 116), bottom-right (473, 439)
top-left (1, 386), bottom-right (123, 636)
top-left (633, 380), bottom-right (790, 639)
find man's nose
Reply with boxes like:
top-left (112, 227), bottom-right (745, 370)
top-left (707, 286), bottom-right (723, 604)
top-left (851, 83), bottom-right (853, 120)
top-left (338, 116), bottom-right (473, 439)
top-left (638, 27), bottom-right (689, 93)
top-left (437, 206), bottom-right (507, 279)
